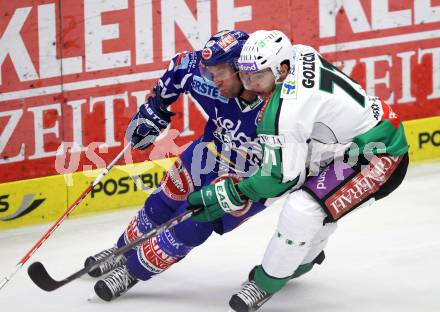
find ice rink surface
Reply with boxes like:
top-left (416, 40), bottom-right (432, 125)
top-left (0, 162), bottom-right (439, 312)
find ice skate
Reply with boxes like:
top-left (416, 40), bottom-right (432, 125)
top-left (229, 280), bottom-right (273, 312)
top-left (94, 265), bottom-right (138, 301)
top-left (84, 247), bottom-right (127, 277)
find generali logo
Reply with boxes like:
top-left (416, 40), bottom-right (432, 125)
top-left (324, 155), bottom-right (402, 220)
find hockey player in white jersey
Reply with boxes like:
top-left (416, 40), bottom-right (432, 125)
top-left (188, 30), bottom-right (409, 311)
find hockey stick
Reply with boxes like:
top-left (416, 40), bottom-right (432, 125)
top-left (0, 144), bottom-right (132, 291)
top-left (27, 206), bottom-right (201, 291)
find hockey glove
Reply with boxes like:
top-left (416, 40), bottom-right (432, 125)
top-left (188, 177), bottom-right (245, 222)
top-left (127, 85), bottom-right (175, 150)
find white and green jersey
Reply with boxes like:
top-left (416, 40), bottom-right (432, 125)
top-left (238, 44), bottom-right (408, 201)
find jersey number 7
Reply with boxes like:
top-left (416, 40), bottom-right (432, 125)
top-left (318, 55), bottom-right (366, 108)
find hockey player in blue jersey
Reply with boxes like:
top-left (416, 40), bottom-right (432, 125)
top-left (86, 30), bottom-right (268, 301)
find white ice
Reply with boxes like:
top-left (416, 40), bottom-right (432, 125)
top-left (1, 162), bottom-right (439, 312)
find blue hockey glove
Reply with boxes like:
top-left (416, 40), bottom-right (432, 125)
top-left (127, 86), bottom-right (175, 150)
top-left (187, 177), bottom-right (245, 222)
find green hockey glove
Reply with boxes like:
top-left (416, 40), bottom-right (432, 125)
top-left (187, 177), bottom-right (245, 222)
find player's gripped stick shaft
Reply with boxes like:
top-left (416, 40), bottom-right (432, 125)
top-left (0, 144), bottom-right (132, 291)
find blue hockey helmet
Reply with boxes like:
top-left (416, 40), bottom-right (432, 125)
top-left (199, 30), bottom-right (249, 82)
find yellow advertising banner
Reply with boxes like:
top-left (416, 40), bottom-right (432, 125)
top-left (403, 116), bottom-right (440, 163)
top-left (0, 174), bottom-right (67, 230)
top-left (66, 158), bottom-right (173, 217)
top-left (0, 158), bottom-right (174, 230)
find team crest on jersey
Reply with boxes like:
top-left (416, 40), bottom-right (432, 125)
top-left (213, 117), bottom-right (249, 149)
top-left (212, 117), bottom-right (263, 167)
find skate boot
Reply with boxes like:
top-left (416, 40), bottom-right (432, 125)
top-left (84, 247), bottom-right (127, 277)
top-left (229, 280), bottom-right (273, 312)
top-left (94, 265), bottom-right (138, 301)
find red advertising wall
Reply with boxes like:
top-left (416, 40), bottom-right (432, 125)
top-left (1, 0), bottom-right (440, 184)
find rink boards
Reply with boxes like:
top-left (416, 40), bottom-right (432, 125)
top-left (0, 116), bottom-right (439, 230)
top-left (405, 116), bottom-right (440, 163)
top-left (0, 158), bottom-right (173, 230)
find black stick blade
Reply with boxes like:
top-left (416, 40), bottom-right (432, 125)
top-left (28, 262), bottom-right (66, 291)
top-left (26, 210), bottom-right (199, 292)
